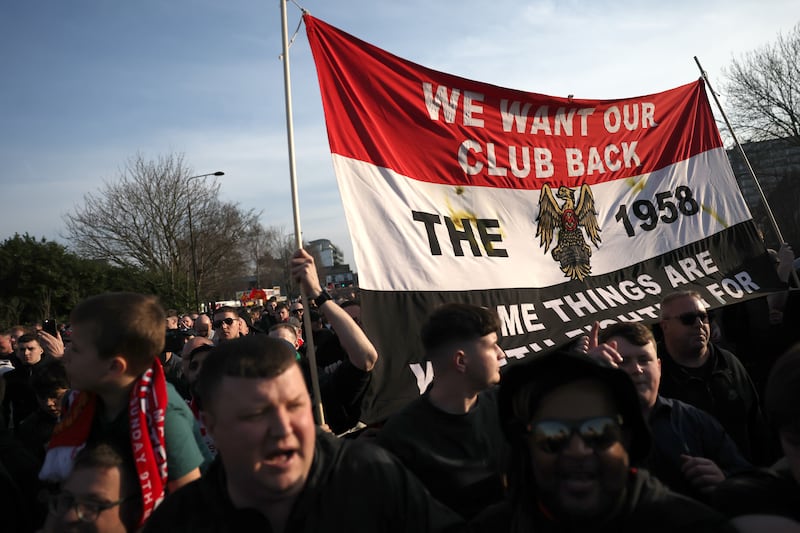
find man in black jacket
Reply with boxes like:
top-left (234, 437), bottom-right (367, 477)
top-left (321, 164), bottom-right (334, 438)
top-left (657, 290), bottom-right (772, 464)
top-left (1, 333), bottom-right (55, 429)
top-left (585, 321), bottom-right (751, 501)
top-left (144, 335), bottom-right (463, 533)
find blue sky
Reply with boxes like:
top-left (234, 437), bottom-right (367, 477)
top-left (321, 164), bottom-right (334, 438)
top-left (1, 0), bottom-right (798, 269)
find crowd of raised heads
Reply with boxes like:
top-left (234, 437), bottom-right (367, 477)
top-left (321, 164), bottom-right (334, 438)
top-left (1, 247), bottom-right (800, 532)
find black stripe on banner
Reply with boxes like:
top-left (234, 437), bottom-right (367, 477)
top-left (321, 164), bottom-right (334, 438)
top-left (356, 220), bottom-right (782, 424)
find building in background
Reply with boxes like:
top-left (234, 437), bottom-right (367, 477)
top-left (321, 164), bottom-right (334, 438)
top-left (727, 137), bottom-right (800, 250)
top-left (307, 238), bottom-right (356, 291)
top-left (308, 238), bottom-right (344, 268)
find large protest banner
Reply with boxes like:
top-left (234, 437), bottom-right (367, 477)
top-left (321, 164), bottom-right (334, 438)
top-left (304, 15), bottom-right (782, 423)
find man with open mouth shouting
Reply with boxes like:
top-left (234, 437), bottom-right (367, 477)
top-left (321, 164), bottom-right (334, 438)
top-left (143, 335), bottom-right (464, 533)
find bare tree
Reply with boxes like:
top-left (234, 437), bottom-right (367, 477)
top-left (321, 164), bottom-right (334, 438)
top-left (257, 226), bottom-right (299, 296)
top-left (240, 224), bottom-right (337, 299)
top-left (64, 153), bottom-right (258, 306)
top-left (723, 23), bottom-right (800, 145)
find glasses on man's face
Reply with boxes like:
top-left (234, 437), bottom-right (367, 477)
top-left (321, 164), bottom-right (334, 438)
top-left (213, 317), bottom-right (236, 329)
top-left (666, 311), bottom-right (709, 326)
top-left (527, 415), bottom-right (624, 454)
top-left (291, 309), bottom-right (304, 315)
top-left (49, 491), bottom-right (131, 523)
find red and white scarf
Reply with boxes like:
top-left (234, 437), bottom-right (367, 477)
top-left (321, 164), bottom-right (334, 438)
top-left (40, 360), bottom-right (169, 527)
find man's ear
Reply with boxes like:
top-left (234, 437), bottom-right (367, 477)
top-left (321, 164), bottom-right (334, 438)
top-left (453, 350), bottom-right (467, 373)
top-left (108, 355), bottom-right (128, 377)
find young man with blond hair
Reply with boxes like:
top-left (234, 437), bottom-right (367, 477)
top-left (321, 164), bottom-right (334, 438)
top-left (40, 292), bottom-right (205, 528)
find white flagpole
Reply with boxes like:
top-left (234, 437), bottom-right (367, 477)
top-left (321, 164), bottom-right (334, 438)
top-left (694, 56), bottom-right (799, 287)
top-left (280, 0), bottom-right (325, 425)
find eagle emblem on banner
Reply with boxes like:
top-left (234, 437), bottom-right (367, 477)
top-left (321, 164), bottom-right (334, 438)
top-left (536, 184), bottom-right (602, 281)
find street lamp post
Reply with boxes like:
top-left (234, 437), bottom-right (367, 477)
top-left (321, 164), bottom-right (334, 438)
top-left (187, 171), bottom-right (225, 312)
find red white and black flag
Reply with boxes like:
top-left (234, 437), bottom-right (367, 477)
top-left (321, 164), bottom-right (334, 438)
top-left (304, 15), bottom-right (781, 422)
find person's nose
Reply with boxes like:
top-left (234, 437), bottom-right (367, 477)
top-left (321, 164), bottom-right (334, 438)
top-left (268, 408), bottom-right (293, 439)
top-left (562, 432), bottom-right (593, 456)
top-left (495, 345), bottom-right (506, 361)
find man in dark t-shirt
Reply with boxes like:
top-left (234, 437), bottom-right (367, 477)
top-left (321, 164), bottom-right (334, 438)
top-left (377, 303), bottom-right (509, 519)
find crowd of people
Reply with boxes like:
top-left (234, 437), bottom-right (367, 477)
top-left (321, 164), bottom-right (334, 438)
top-left (1, 246), bottom-right (800, 532)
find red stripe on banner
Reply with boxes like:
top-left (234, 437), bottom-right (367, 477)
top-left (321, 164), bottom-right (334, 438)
top-left (304, 15), bottom-right (722, 191)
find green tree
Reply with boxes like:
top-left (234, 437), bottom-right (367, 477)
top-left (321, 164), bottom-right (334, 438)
top-left (0, 233), bottom-right (152, 327)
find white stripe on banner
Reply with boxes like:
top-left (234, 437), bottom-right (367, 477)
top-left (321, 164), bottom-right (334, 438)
top-left (335, 147), bottom-right (752, 292)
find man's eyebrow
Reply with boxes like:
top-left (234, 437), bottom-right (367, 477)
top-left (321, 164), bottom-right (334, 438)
top-left (288, 392), bottom-right (311, 404)
top-left (71, 490), bottom-right (108, 501)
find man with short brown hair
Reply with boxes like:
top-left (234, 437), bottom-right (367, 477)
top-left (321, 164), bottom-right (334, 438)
top-left (2, 333), bottom-right (54, 428)
top-left (42, 443), bottom-right (140, 532)
top-left (377, 303), bottom-right (508, 519)
top-left (144, 336), bottom-right (464, 533)
top-left (586, 321), bottom-right (750, 500)
top-left (212, 306), bottom-right (242, 343)
top-left (40, 292), bottom-right (205, 527)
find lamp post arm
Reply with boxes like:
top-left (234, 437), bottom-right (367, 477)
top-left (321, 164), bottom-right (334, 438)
top-left (186, 171), bottom-right (224, 311)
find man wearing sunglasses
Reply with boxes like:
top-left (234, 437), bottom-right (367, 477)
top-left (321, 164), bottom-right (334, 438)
top-left (290, 301), bottom-right (304, 318)
top-left (211, 307), bottom-right (242, 343)
top-left (485, 349), bottom-right (730, 532)
top-left (657, 290), bottom-right (771, 465)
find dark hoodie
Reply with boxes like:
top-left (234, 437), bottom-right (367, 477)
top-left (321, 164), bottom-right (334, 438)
top-left (474, 467), bottom-right (733, 533)
top-left (144, 428), bottom-right (465, 533)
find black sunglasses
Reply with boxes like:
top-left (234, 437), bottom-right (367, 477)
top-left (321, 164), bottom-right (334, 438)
top-left (213, 317), bottom-right (236, 329)
top-left (666, 311), bottom-right (709, 326)
top-left (527, 415), bottom-right (624, 454)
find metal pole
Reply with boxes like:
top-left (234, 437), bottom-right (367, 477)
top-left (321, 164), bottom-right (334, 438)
top-left (694, 56), bottom-right (800, 287)
top-left (280, 0), bottom-right (325, 426)
top-left (188, 201), bottom-right (200, 312)
top-left (186, 171), bottom-right (225, 312)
